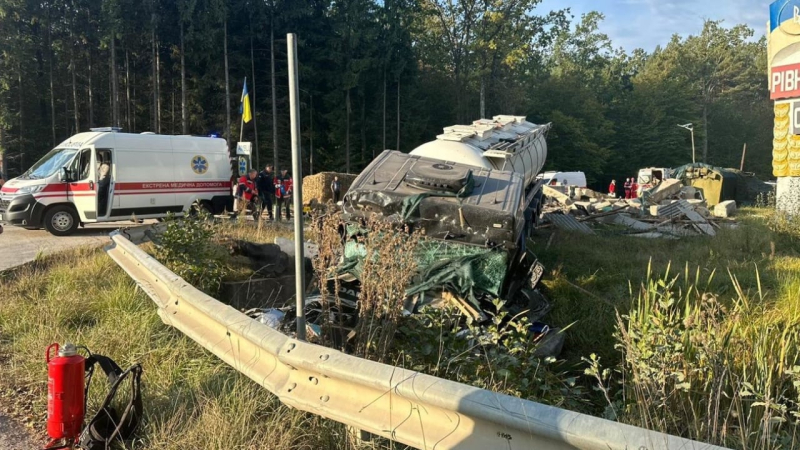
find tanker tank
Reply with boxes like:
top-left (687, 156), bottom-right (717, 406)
top-left (409, 115), bottom-right (551, 190)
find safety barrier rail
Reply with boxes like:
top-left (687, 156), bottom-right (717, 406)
top-left (105, 230), bottom-right (729, 450)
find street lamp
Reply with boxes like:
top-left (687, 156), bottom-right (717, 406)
top-left (677, 123), bottom-right (696, 164)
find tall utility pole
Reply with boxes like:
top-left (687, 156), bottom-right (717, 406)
top-left (287, 33), bottom-right (306, 341)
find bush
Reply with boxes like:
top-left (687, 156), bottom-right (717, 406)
top-left (154, 212), bottom-right (228, 295)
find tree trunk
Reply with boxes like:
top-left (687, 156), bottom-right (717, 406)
top-left (171, 89), bottom-right (175, 134)
top-left (382, 72), bottom-right (386, 153)
top-left (270, 6), bottom-right (278, 171)
top-left (111, 33), bottom-right (119, 127)
top-left (125, 50), bottom-right (131, 131)
top-left (396, 80), bottom-right (400, 152)
top-left (0, 125), bottom-right (5, 180)
top-left (155, 37), bottom-right (161, 133)
top-left (88, 47), bottom-right (94, 128)
top-left (480, 77), bottom-right (485, 119)
top-left (224, 19), bottom-right (231, 145)
top-left (18, 65), bottom-right (24, 173)
top-left (71, 36), bottom-right (79, 134)
top-left (360, 94), bottom-right (366, 167)
top-left (132, 72), bottom-right (136, 131)
top-left (151, 14), bottom-right (157, 132)
top-left (346, 89), bottom-right (351, 173)
top-left (47, 8), bottom-right (55, 146)
top-left (702, 103), bottom-right (708, 163)
top-left (250, 18), bottom-right (259, 170)
top-left (180, 21), bottom-right (187, 134)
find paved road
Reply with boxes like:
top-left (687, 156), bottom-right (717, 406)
top-left (0, 221), bottom-right (153, 272)
top-left (0, 220), bottom-right (153, 449)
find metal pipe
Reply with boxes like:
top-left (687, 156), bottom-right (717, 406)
top-left (287, 33), bottom-right (306, 341)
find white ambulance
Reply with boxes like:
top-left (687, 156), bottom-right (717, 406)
top-left (0, 128), bottom-right (234, 236)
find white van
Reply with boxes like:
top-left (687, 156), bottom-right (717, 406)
top-left (537, 171), bottom-right (587, 188)
top-left (0, 129), bottom-right (233, 236)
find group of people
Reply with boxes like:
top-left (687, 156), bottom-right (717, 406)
top-left (235, 165), bottom-right (344, 221)
top-left (236, 165), bottom-right (294, 221)
top-left (608, 178), bottom-right (640, 199)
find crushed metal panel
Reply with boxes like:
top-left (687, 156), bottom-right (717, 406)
top-left (343, 150), bottom-right (526, 249)
top-left (649, 199), bottom-right (690, 218)
top-left (543, 213), bottom-right (595, 234)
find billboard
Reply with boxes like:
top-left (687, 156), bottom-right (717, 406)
top-left (769, 0), bottom-right (800, 176)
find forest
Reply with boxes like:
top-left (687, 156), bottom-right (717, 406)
top-left (0, 0), bottom-right (772, 188)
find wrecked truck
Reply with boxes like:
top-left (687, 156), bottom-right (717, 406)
top-left (339, 116), bottom-right (552, 316)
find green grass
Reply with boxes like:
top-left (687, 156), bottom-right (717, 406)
top-left (530, 208), bottom-right (798, 362)
top-left (0, 226), bottom-right (400, 449)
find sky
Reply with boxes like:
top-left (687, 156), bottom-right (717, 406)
top-left (537, 0), bottom-right (771, 52)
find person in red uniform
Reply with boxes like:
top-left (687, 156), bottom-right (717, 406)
top-left (236, 169), bottom-right (258, 220)
top-left (275, 169), bottom-right (293, 220)
top-left (608, 179), bottom-right (616, 197)
top-left (631, 179), bottom-right (639, 199)
top-left (623, 178), bottom-right (632, 199)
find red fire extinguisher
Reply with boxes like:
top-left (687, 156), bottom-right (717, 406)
top-left (45, 342), bottom-right (85, 449)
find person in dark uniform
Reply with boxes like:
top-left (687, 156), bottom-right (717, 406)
top-left (330, 176), bottom-right (342, 203)
top-left (256, 165), bottom-right (274, 220)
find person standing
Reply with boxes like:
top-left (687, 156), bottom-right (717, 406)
top-left (631, 179), bottom-right (639, 199)
top-left (608, 179), bottom-right (616, 198)
top-left (275, 169), bottom-right (293, 220)
top-left (624, 178), bottom-right (632, 199)
top-left (330, 176), bottom-right (342, 203)
top-left (236, 169), bottom-right (258, 220)
top-left (256, 165), bottom-right (274, 220)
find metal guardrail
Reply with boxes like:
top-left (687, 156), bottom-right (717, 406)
top-left (105, 231), bottom-right (730, 450)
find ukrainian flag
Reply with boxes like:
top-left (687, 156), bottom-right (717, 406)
top-left (240, 78), bottom-right (252, 123)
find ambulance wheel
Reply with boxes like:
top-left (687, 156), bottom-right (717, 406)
top-left (44, 205), bottom-right (79, 236)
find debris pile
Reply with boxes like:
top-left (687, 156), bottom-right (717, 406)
top-left (542, 180), bottom-right (738, 238)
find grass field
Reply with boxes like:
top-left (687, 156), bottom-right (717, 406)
top-left (0, 209), bottom-right (798, 449)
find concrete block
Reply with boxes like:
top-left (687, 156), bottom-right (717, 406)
top-left (686, 199), bottom-right (707, 208)
top-left (713, 200), bottom-right (737, 218)
top-left (543, 185), bottom-right (573, 206)
top-left (647, 179), bottom-right (683, 203)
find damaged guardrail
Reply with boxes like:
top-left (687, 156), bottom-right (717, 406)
top-left (105, 230), bottom-right (729, 450)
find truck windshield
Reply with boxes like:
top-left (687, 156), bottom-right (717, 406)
top-left (20, 147), bottom-right (79, 180)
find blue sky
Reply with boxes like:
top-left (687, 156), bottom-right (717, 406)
top-left (537, 0), bottom-right (771, 52)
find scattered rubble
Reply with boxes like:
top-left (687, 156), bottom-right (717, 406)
top-left (543, 181), bottom-right (737, 238)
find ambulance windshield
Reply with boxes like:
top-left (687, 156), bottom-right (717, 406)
top-left (21, 147), bottom-right (79, 180)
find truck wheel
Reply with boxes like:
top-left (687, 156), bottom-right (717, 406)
top-left (44, 205), bottom-right (79, 236)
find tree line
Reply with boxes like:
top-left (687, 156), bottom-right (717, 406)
top-left (0, 0), bottom-right (772, 187)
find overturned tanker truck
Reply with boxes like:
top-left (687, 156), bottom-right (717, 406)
top-left (339, 115), bottom-right (552, 318)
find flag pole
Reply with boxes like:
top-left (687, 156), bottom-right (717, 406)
top-left (239, 77), bottom-right (246, 144)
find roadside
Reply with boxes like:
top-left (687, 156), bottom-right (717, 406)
top-left (0, 221), bottom-right (155, 272)
top-left (0, 220), bottom-right (154, 449)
